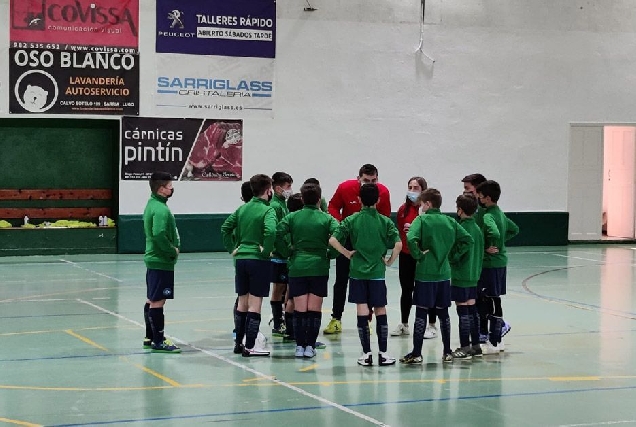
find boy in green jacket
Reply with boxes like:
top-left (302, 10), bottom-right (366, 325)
top-left (276, 183), bottom-right (339, 358)
top-left (475, 180), bottom-right (520, 354)
top-left (221, 174), bottom-right (278, 357)
top-left (401, 189), bottom-right (473, 364)
top-left (329, 184), bottom-right (402, 367)
top-left (449, 194), bottom-right (484, 360)
top-left (143, 172), bottom-right (181, 353)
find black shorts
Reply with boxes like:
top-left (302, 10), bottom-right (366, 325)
top-left (413, 280), bottom-right (451, 308)
top-left (146, 269), bottom-right (175, 301)
top-left (235, 259), bottom-right (272, 297)
top-left (271, 261), bottom-right (289, 284)
top-left (348, 279), bottom-right (387, 307)
top-left (478, 267), bottom-right (507, 297)
top-left (288, 276), bottom-right (329, 298)
top-left (451, 285), bottom-right (477, 303)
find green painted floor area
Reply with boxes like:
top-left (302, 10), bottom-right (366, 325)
top-left (1, 246), bottom-right (636, 426)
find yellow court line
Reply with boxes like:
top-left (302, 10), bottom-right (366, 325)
top-left (64, 330), bottom-right (109, 352)
top-left (299, 364), bottom-right (318, 372)
top-left (242, 376), bottom-right (276, 382)
top-left (0, 417), bottom-right (42, 427)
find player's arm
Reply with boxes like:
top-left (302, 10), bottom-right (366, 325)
top-left (384, 221), bottom-right (402, 266)
top-left (450, 222), bottom-right (474, 261)
top-left (261, 208), bottom-right (278, 256)
top-left (505, 217), bottom-right (520, 241)
top-left (326, 216), bottom-right (340, 259)
top-left (275, 216), bottom-right (292, 259)
top-left (406, 217), bottom-right (425, 260)
top-left (327, 184), bottom-right (345, 222)
top-left (221, 211), bottom-right (238, 253)
top-left (152, 209), bottom-right (178, 257)
top-left (329, 219), bottom-right (354, 258)
top-left (482, 213), bottom-right (501, 248)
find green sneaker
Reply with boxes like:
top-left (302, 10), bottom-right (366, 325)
top-left (323, 318), bottom-right (342, 335)
top-left (143, 338), bottom-right (152, 349)
top-left (151, 339), bottom-right (181, 353)
top-left (272, 324), bottom-right (287, 337)
top-left (315, 341), bottom-right (326, 349)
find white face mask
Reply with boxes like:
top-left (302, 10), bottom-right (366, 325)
top-left (406, 191), bottom-right (419, 203)
top-left (282, 189), bottom-right (293, 200)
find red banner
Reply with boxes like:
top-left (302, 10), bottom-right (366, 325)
top-left (10, 0), bottom-right (139, 50)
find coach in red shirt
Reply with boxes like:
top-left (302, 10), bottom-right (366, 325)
top-left (323, 164), bottom-right (391, 335)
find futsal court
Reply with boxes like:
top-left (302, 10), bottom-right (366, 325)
top-left (0, 244), bottom-right (635, 426)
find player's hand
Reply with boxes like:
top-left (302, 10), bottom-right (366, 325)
top-left (383, 257), bottom-right (394, 266)
top-left (345, 250), bottom-right (356, 260)
top-left (231, 247), bottom-right (239, 256)
top-left (175, 247), bottom-right (180, 255)
top-left (259, 245), bottom-right (264, 253)
top-left (486, 246), bottom-right (499, 254)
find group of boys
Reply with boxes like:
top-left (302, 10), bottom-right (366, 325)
top-left (141, 167), bottom-right (519, 365)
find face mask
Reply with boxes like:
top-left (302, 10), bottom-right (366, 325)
top-left (406, 191), bottom-right (419, 203)
top-left (164, 187), bottom-right (174, 198)
top-left (267, 191), bottom-right (273, 202)
top-left (282, 189), bottom-right (293, 200)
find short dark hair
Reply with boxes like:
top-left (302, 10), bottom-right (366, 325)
top-left (304, 177), bottom-right (320, 185)
top-left (456, 194), bottom-right (478, 216)
top-left (150, 171), bottom-right (172, 194)
top-left (250, 174), bottom-right (272, 197)
top-left (272, 172), bottom-right (293, 187)
top-left (461, 173), bottom-right (487, 186)
top-left (287, 193), bottom-right (303, 212)
top-left (300, 183), bottom-right (321, 206)
top-left (358, 164), bottom-right (378, 177)
top-left (240, 181), bottom-right (253, 202)
top-left (359, 183), bottom-right (379, 207)
top-left (419, 188), bottom-right (442, 209)
top-left (476, 180), bottom-right (501, 202)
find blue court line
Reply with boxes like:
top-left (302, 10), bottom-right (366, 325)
top-left (46, 384), bottom-right (636, 426)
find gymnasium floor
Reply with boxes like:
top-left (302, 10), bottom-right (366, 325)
top-left (1, 245), bottom-right (635, 427)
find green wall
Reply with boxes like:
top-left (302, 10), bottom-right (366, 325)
top-left (117, 211), bottom-right (569, 254)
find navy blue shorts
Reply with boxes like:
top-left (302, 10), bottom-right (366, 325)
top-left (478, 267), bottom-right (507, 297)
top-left (413, 280), bottom-right (451, 308)
top-left (146, 269), bottom-right (175, 301)
top-left (451, 285), bottom-right (477, 303)
top-left (271, 261), bottom-right (289, 284)
top-left (235, 259), bottom-right (272, 297)
top-left (288, 276), bottom-right (329, 298)
top-left (348, 279), bottom-right (387, 307)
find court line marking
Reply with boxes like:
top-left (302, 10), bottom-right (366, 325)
top-left (63, 329), bottom-right (183, 387)
top-left (0, 385), bottom-right (201, 392)
top-left (0, 287), bottom-right (120, 304)
top-left (0, 417), bottom-right (42, 427)
top-left (558, 421), bottom-right (636, 427)
top-left (76, 298), bottom-right (389, 427)
top-left (298, 363), bottom-right (318, 372)
top-left (60, 259), bottom-right (123, 283)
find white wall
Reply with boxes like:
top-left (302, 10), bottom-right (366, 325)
top-left (2, 0), bottom-right (636, 214)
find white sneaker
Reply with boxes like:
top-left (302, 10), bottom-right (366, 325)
top-left (242, 331), bottom-right (268, 347)
top-left (357, 352), bottom-right (373, 366)
top-left (498, 341), bottom-right (505, 352)
top-left (379, 352), bottom-right (396, 366)
top-left (303, 346), bottom-right (317, 358)
top-left (390, 323), bottom-right (410, 336)
top-left (242, 347), bottom-right (270, 357)
top-left (480, 341), bottom-right (500, 355)
top-left (423, 324), bottom-right (437, 339)
top-left (295, 345), bottom-right (305, 358)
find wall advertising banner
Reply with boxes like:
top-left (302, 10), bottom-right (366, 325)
top-left (121, 117), bottom-right (243, 181)
top-left (154, 0), bottom-right (274, 118)
top-left (156, 0), bottom-right (275, 58)
top-left (9, 0), bottom-right (140, 115)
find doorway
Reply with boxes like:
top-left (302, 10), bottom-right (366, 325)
top-left (568, 124), bottom-right (636, 241)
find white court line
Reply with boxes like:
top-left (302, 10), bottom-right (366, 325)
top-left (558, 421), bottom-right (636, 427)
top-left (1, 278), bottom-right (98, 284)
top-left (76, 298), bottom-right (389, 426)
top-left (60, 259), bottom-right (123, 283)
top-left (550, 254), bottom-right (603, 263)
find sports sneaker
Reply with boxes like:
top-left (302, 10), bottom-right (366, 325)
top-left (479, 333), bottom-right (489, 344)
top-left (424, 324), bottom-right (438, 339)
top-left (390, 323), bottom-right (410, 336)
top-left (442, 353), bottom-right (453, 363)
top-left (143, 338), bottom-right (152, 349)
top-left (323, 318), bottom-right (342, 335)
top-left (272, 324), bottom-right (287, 337)
top-left (295, 345), bottom-right (305, 358)
top-left (151, 339), bottom-right (181, 353)
top-left (304, 346), bottom-right (317, 358)
top-left (480, 341), bottom-right (500, 355)
top-left (470, 344), bottom-right (483, 357)
top-left (315, 341), bottom-right (326, 349)
top-left (451, 347), bottom-right (472, 360)
top-left (498, 341), bottom-right (506, 352)
top-left (501, 321), bottom-right (511, 337)
top-left (242, 347), bottom-right (270, 357)
top-left (357, 352), bottom-right (373, 366)
top-left (399, 352), bottom-right (423, 364)
top-left (379, 352), bottom-right (396, 366)
top-left (233, 343), bottom-right (244, 354)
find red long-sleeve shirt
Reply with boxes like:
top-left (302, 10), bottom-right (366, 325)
top-left (328, 179), bottom-right (391, 222)
top-left (396, 202), bottom-right (419, 255)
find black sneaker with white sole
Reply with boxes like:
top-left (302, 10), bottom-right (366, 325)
top-left (379, 352), bottom-right (396, 366)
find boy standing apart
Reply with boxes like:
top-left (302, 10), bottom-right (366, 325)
top-left (449, 194), bottom-right (484, 359)
top-left (221, 174), bottom-right (277, 357)
top-left (401, 189), bottom-right (473, 364)
top-left (475, 180), bottom-right (519, 354)
top-left (276, 184), bottom-right (339, 358)
top-left (143, 172), bottom-right (181, 353)
top-left (329, 184), bottom-right (401, 366)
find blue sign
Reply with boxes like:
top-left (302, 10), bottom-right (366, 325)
top-left (156, 0), bottom-right (276, 58)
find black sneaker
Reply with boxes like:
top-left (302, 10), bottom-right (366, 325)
top-left (242, 347), bottom-right (270, 357)
top-left (451, 346), bottom-right (473, 360)
top-left (151, 339), bottom-right (181, 353)
top-left (399, 352), bottom-right (423, 364)
top-left (378, 352), bottom-right (396, 366)
top-left (470, 344), bottom-right (483, 357)
top-left (143, 338), bottom-right (152, 349)
top-left (233, 343), bottom-right (245, 354)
